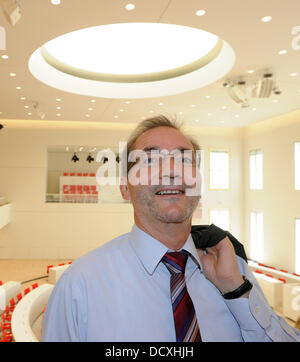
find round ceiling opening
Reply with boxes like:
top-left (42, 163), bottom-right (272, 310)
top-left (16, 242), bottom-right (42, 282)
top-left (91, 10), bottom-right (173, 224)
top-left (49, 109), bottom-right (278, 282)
top-left (29, 22), bottom-right (235, 99)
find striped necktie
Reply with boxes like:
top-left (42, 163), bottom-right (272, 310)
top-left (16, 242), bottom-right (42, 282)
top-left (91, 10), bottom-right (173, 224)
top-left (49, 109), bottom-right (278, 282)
top-left (162, 251), bottom-right (201, 342)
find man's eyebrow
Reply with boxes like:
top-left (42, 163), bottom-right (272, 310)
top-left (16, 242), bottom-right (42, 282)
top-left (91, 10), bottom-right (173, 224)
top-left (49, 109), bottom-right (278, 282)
top-left (142, 146), bottom-right (193, 152)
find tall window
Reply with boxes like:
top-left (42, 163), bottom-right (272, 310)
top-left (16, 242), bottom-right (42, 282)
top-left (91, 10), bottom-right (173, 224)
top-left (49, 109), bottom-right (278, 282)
top-left (209, 208), bottom-right (230, 231)
top-left (296, 219), bottom-right (300, 275)
top-left (250, 149), bottom-right (263, 190)
top-left (209, 150), bottom-right (230, 189)
top-left (295, 142), bottom-right (300, 190)
top-left (250, 212), bottom-right (264, 261)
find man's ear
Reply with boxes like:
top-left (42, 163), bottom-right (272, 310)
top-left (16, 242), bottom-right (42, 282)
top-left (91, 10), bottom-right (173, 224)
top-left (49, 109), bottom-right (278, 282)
top-left (120, 181), bottom-right (131, 201)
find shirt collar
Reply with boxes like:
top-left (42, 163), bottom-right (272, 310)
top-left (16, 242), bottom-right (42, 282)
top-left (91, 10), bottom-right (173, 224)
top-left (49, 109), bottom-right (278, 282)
top-left (129, 224), bottom-right (202, 275)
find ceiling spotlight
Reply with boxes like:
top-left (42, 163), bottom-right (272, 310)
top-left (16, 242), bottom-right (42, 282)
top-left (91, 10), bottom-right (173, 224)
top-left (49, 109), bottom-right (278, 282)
top-left (261, 16), bottom-right (272, 23)
top-left (195, 9), bottom-right (206, 16)
top-left (125, 3), bottom-right (135, 11)
top-left (86, 153), bottom-right (94, 163)
top-left (0, 0), bottom-right (22, 26)
top-left (72, 152), bottom-right (79, 163)
top-left (51, 0), bottom-right (61, 5)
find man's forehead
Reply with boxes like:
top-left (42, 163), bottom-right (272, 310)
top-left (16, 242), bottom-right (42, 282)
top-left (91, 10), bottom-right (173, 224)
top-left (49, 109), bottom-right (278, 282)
top-left (132, 126), bottom-right (194, 151)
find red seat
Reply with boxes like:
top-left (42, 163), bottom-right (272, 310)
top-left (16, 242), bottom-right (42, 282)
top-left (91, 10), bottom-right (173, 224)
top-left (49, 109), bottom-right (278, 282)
top-left (70, 173), bottom-right (75, 176)
top-left (24, 287), bottom-right (30, 295)
top-left (32, 283), bottom-right (38, 290)
top-left (63, 172), bottom-right (69, 176)
top-left (89, 173), bottom-right (95, 177)
top-left (9, 298), bottom-right (15, 311)
top-left (77, 173), bottom-right (82, 176)
top-left (16, 293), bottom-right (22, 302)
top-left (0, 280), bottom-right (2, 286)
top-left (83, 173), bottom-right (88, 176)
top-left (47, 265), bottom-right (54, 274)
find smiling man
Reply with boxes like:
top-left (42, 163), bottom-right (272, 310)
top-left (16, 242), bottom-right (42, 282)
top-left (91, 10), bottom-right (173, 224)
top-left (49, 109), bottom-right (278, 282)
top-left (42, 116), bottom-right (300, 342)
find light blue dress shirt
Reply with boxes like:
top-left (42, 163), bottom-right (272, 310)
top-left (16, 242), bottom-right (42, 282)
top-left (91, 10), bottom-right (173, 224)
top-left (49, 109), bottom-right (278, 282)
top-left (42, 225), bottom-right (300, 342)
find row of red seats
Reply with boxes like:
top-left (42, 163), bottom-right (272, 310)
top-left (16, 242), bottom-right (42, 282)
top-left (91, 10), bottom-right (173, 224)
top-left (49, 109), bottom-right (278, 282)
top-left (255, 269), bottom-right (287, 283)
top-left (63, 185), bottom-right (98, 194)
top-left (46, 262), bottom-right (72, 275)
top-left (0, 283), bottom-right (39, 342)
top-left (63, 172), bottom-right (95, 177)
top-left (257, 263), bottom-right (300, 277)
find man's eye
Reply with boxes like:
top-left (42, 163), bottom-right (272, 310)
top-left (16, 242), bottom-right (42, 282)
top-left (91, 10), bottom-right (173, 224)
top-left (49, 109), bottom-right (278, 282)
top-left (141, 156), bottom-right (157, 166)
top-left (182, 157), bottom-right (193, 164)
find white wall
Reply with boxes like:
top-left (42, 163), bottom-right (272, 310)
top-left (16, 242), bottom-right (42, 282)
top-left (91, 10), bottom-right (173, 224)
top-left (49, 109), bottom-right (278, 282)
top-left (0, 119), bottom-right (244, 260)
top-left (243, 110), bottom-right (300, 271)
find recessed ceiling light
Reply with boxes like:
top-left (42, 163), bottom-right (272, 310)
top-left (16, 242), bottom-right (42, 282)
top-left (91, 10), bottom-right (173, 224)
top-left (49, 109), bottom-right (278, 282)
top-left (124, 100), bottom-right (131, 104)
top-left (221, 106), bottom-right (227, 110)
top-left (24, 105), bottom-right (29, 109)
top-left (56, 98), bottom-right (61, 101)
top-left (56, 113), bottom-right (61, 116)
top-left (87, 107), bottom-right (93, 111)
top-left (29, 23), bottom-right (235, 99)
top-left (205, 95), bottom-right (211, 99)
top-left (207, 113), bottom-right (212, 116)
top-left (119, 109), bottom-right (124, 112)
top-left (234, 114), bottom-right (239, 118)
top-left (20, 97), bottom-right (26, 100)
top-left (90, 99), bottom-right (96, 103)
top-left (290, 72), bottom-right (298, 77)
top-left (16, 86), bottom-right (22, 90)
top-left (85, 114), bottom-right (90, 118)
top-left (9, 73), bottom-right (16, 77)
top-left (261, 16), bottom-right (272, 23)
top-left (247, 69), bottom-right (255, 74)
top-left (51, 0), bottom-right (61, 5)
top-left (56, 106), bottom-right (61, 109)
top-left (252, 107), bottom-right (257, 111)
top-left (195, 9), bottom-right (206, 16)
top-left (1, 55), bottom-right (8, 59)
top-left (272, 99), bottom-right (279, 103)
top-left (179, 112), bottom-right (183, 115)
top-left (278, 49), bottom-right (287, 55)
top-left (125, 3), bottom-right (135, 11)
top-left (158, 102), bottom-right (164, 106)
top-left (114, 115), bottom-right (119, 118)
top-left (191, 104), bottom-right (197, 108)
top-left (27, 112), bottom-right (32, 116)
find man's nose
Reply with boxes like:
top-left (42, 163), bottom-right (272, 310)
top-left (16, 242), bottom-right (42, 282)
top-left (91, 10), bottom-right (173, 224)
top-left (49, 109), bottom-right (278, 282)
top-left (160, 156), bottom-right (182, 181)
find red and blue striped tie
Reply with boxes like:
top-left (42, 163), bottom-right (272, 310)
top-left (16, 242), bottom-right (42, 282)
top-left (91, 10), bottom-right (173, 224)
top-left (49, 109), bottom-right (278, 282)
top-left (162, 251), bottom-right (201, 342)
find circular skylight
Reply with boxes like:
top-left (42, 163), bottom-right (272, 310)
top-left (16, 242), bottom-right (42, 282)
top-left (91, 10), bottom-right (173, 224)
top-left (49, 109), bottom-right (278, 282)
top-left (29, 23), bottom-right (235, 99)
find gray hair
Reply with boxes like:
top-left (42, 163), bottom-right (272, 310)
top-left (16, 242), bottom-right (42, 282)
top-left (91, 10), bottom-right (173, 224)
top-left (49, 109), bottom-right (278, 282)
top-left (121, 115), bottom-right (201, 177)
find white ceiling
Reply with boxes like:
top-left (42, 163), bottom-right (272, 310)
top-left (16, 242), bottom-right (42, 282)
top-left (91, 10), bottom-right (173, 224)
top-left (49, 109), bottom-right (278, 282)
top-left (0, 0), bottom-right (300, 128)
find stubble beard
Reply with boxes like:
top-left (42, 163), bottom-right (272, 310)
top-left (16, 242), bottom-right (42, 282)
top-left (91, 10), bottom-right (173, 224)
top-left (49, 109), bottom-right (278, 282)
top-left (136, 186), bottom-right (200, 224)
